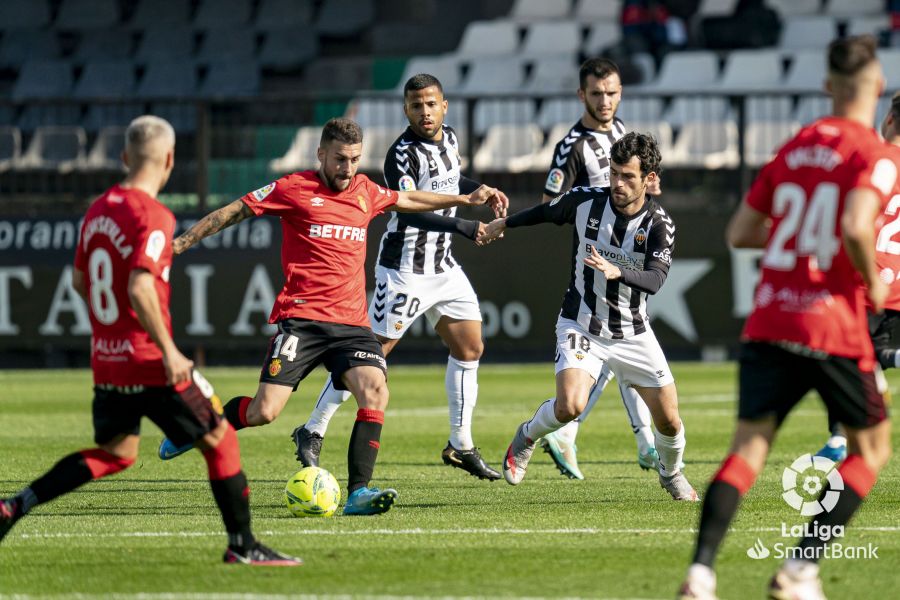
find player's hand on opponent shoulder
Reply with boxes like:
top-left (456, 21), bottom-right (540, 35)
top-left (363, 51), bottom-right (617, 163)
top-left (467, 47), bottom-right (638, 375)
top-left (163, 348), bottom-right (194, 387)
top-left (584, 246), bottom-right (621, 280)
top-left (467, 185), bottom-right (509, 217)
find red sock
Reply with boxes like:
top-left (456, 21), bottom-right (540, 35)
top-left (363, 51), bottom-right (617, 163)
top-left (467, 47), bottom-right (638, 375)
top-left (712, 454), bottom-right (757, 496)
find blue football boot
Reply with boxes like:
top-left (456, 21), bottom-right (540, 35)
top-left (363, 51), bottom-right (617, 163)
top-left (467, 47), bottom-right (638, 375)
top-left (342, 486), bottom-right (398, 516)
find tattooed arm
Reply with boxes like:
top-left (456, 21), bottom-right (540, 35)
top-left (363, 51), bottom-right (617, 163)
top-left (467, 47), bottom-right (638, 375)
top-left (173, 200), bottom-right (254, 255)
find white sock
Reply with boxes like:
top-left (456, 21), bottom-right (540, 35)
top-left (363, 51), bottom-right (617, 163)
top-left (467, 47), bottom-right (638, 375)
top-left (826, 435), bottom-right (847, 449)
top-left (523, 398), bottom-right (564, 441)
top-left (305, 378), bottom-right (351, 436)
top-left (554, 419), bottom-right (580, 445)
top-left (655, 423), bottom-right (686, 477)
top-left (447, 356), bottom-right (478, 450)
top-left (621, 383), bottom-right (654, 455)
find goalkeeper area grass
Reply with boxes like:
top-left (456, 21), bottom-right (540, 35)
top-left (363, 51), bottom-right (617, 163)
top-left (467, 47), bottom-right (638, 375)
top-left (1, 363), bottom-right (898, 599)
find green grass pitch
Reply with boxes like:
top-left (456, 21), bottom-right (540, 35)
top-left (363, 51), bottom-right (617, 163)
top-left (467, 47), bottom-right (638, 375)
top-left (1, 363), bottom-right (898, 599)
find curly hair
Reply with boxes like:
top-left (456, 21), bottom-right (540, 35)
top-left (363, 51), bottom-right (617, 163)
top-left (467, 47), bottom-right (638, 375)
top-left (610, 132), bottom-right (661, 178)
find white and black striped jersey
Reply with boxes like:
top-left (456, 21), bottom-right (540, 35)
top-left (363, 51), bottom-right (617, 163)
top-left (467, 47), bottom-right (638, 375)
top-left (543, 118), bottom-right (627, 196)
top-left (377, 125), bottom-right (466, 275)
top-left (507, 186), bottom-right (675, 340)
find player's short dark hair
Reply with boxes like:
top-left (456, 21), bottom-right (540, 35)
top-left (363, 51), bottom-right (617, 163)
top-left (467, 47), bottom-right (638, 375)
top-left (891, 90), bottom-right (900, 122)
top-left (320, 117), bottom-right (363, 146)
top-left (404, 74), bottom-right (443, 96)
top-left (828, 35), bottom-right (878, 77)
top-left (610, 132), bottom-right (661, 178)
top-left (579, 58), bottom-right (620, 89)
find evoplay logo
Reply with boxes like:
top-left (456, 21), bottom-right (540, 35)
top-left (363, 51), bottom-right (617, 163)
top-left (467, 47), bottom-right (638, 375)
top-left (781, 453), bottom-right (843, 516)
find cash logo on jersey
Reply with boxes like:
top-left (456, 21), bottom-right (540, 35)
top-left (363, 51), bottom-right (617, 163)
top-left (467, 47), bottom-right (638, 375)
top-left (546, 168), bottom-right (564, 193)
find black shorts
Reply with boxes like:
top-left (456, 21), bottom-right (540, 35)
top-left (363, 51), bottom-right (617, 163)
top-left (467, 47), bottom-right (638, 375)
top-left (258, 318), bottom-right (387, 391)
top-left (738, 342), bottom-right (887, 429)
top-left (869, 308), bottom-right (900, 357)
top-left (92, 371), bottom-right (224, 446)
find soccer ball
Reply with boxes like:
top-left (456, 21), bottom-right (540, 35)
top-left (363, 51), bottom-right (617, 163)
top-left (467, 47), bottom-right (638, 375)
top-left (284, 466), bottom-right (341, 517)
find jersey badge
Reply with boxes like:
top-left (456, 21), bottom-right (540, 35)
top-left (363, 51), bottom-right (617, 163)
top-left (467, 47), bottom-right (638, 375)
top-left (398, 175), bottom-right (415, 191)
top-left (145, 230), bottom-right (166, 262)
top-left (546, 168), bottom-right (564, 193)
top-left (635, 228), bottom-right (647, 245)
top-left (575, 350), bottom-right (585, 361)
top-left (394, 321), bottom-right (403, 332)
top-left (268, 358), bottom-right (282, 377)
top-left (311, 197), bottom-right (325, 207)
top-left (251, 182), bottom-right (276, 201)
top-left (210, 393), bottom-right (224, 415)
top-left (357, 195), bottom-right (368, 213)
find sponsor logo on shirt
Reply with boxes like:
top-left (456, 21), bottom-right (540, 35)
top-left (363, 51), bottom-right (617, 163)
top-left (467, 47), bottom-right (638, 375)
top-left (92, 337), bottom-right (135, 356)
top-left (398, 175), bottom-right (416, 191)
top-left (311, 197), bottom-right (325, 207)
top-left (430, 174), bottom-right (459, 191)
top-left (145, 230), bottom-right (166, 262)
top-left (251, 182), bottom-right (276, 201)
top-left (546, 168), bottom-right (564, 193)
top-left (652, 248), bottom-right (672, 265)
top-left (309, 223), bottom-right (367, 241)
top-left (354, 351), bottom-right (387, 369)
top-left (587, 217), bottom-right (600, 230)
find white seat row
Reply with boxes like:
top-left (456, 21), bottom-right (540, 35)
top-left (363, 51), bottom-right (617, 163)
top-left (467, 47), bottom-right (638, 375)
top-left (0, 125), bottom-right (126, 172)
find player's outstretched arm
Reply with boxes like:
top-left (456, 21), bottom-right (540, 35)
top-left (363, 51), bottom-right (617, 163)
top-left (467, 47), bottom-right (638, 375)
top-left (842, 187), bottom-right (888, 311)
top-left (393, 185), bottom-right (506, 215)
top-left (173, 199), bottom-right (254, 255)
top-left (726, 202), bottom-right (769, 249)
top-left (128, 269), bottom-right (193, 385)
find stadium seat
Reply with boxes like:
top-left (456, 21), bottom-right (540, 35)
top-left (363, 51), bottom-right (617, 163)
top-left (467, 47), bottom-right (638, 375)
top-left (616, 97), bottom-right (664, 124)
top-left (779, 17), bottom-right (837, 50)
top-left (572, 0), bottom-right (621, 22)
top-left (55, 0), bottom-right (119, 30)
top-left (12, 61), bottom-right (74, 100)
top-left (669, 121), bottom-right (739, 168)
top-left (662, 96), bottom-right (732, 127)
top-left (0, 30), bottom-right (61, 68)
top-left (744, 120), bottom-right (801, 166)
top-left (196, 29), bottom-right (258, 63)
top-left (129, 0), bottom-right (191, 29)
top-left (767, 0), bottom-right (821, 17)
top-left (73, 60), bottom-right (136, 99)
top-left (536, 98), bottom-right (582, 131)
top-left (520, 22), bottom-right (582, 60)
top-left (583, 23), bottom-right (622, 56)
top-left (454, 20), bottom-right (520, 59)
top-left (473, 124), bottom-right (543, 172)
top-left (256, 0), bottom-right (315, 29)
top-left (359, 126), bottom-right (397, 171)
top-left (824, 0), bottom-right (885, 16)
top-left (85, 126), bottom-right (126, 170)
top-left (782, 50), bottom-right (826, 92)
top-left (846, 15), bottom-right (891, 37)
top-left (0, 127), bottom-right (22, 172)
top-left (345, 98), bottom-right (407, 130)
top-left (17, 106), bottom-right (82, 132)
top-left (630, 52), bottom-right (657, 86)
top-left (793, 95), bottom-right (830, 124)
top-left (200, 61), bottom-right (260, 97)
top-left (715, 50), bottom-right (783, 92)
top-left (194, 0), bottom-right (253, 29)
top-left (136, 27), bottom-right (196, 62)
top-left (697, 0), bottom-right (738, 17)
top-left (523, 56), bottom-right (579, 93)
top-left (73, 30), bottom-right (134, 61)
top-left (744, 96), bottom-right (795, 122)
top-left (394, 55), bottom-right (462, 93)
top-left (645, 51), bottom-right (719, 92)
top-left (0, 0), bottom-right (50, 30)
top-left (459, 56), bottom-right (525, 94)
top-left (626, 121), bottom-right (674, 158)
top-left (151, 103), bottom-right (198, 133)
top-left (509, 0), bottom-right (572, 22)
top-left (137, 62), bottom-right (198, 98)
top-left (82, 104), bottom-right (144, 132)
top-left (315, 0), bottom-right (375, 37)
top-left (258, 27), bottom-right (319, 71)
top-left (530, 122), bottom-right (571, 172)
top-left (472, 98), bottom-right (536, 136)
top-left (19, 126), bottom-right (87, 172)
top-left (269, 126), bottom-right (321, 173)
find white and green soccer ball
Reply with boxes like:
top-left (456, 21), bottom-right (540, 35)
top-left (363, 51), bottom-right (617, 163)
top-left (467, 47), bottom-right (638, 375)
top-left (284, 466), bottom-right (341, 517)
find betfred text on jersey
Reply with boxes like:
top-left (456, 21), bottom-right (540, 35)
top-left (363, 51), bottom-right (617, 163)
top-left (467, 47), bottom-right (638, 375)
top-left (308, 224), bottom-right (366, 241)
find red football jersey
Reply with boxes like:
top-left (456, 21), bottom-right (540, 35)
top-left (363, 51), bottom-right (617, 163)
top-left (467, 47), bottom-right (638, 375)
top-left (74, 185), bottom-right (175, 386)
top-left (241, 171), bottom-right (399, 327)
top-left (874, 143), bottom-right (900, 310)
top-left (743, 117), bottom-right (898, 362)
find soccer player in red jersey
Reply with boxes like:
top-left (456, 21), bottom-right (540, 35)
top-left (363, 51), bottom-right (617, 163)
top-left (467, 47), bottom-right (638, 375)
top-left (158, 117), bottom-right (506, 515)
top-left (0, 116), bottom-right (299, 565)
top-left (679, 37), bottom-right (898, 600)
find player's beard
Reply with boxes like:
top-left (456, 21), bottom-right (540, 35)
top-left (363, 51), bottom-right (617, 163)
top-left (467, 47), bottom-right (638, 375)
top-left (586, 102), bottom-right (614, 128)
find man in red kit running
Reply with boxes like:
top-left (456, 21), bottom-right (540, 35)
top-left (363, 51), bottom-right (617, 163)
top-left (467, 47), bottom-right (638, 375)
top-left (678, 36), bottom-right (897, 600)
top-left (0, 116), bottom-right (299, 566)
top-left (157, 117), bottom-right (506, 515)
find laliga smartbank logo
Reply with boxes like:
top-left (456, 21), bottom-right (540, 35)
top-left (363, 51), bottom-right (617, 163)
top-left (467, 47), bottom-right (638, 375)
top-left (745, 453), bottom-right (879, 561)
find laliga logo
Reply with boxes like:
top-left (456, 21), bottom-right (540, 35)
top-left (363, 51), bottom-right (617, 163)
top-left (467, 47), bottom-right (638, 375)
top-left (782, 453), bottom-right (843, 516)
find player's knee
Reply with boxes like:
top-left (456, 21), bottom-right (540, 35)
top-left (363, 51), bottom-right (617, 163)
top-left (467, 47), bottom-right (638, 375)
top-left (554, 397), bottom-right (583, 422)
top-left (656, 418), bottom-right (680, 437)
top-left (356, 381), bottom-right (389, 410)
top-left (456, 340), bottom-right (483, 361)
top-left (255, 403), bottom-right (280, 424)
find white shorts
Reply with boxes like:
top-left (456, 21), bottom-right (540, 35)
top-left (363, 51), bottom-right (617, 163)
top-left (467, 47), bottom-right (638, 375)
top-left (554, 317), bottom-right (674, 388)
top-left (369, 265), bottom-right (482, 339)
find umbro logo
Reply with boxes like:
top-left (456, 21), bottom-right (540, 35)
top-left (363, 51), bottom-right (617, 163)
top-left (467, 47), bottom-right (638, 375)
top-left (311, 197), bottom-right (325, 207)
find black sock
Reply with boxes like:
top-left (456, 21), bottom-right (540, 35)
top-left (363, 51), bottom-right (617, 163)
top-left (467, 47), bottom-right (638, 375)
top-left (209, 472), bottom-right (254, 552)
top-left (797, 484), bottom-right (864, 561)
top-left (347, 411), bottom-right (383, 493)
top-left (692, 480), bottom-right (742, 567)
top-left (877, 349), bottom-right (898, 370)
top-left (28, 452), bottom-right (96, 506)
top-left (223, 396), bottom-right (250, 431)
top-left (827, 414), bottom-right (842, 437)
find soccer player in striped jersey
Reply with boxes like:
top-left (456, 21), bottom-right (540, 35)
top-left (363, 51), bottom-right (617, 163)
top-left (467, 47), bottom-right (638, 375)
top-left (291, 74), bottom-right (506, 481)
top-left (483, 132), bottom-right (699, 502)
top-left (538, 58), bottom-right (661, 480)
